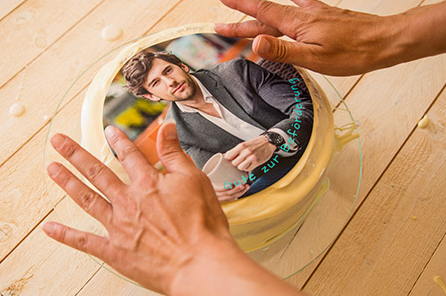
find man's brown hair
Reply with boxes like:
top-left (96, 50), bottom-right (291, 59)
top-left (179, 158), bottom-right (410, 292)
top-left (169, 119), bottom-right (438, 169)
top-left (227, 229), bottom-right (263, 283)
top-left (122, 50), bottom-right (184, 96)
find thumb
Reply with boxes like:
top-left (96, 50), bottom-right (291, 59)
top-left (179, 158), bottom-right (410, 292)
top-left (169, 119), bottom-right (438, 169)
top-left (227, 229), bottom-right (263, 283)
top-left (252, 35), bottom-right (311, 66)
top-left (156, 119), bottom-right (197, 173)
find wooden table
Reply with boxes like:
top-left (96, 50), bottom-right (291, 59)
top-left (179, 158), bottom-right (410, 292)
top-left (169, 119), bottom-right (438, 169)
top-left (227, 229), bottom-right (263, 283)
top-left (1, 0), bottom-right (445, 295)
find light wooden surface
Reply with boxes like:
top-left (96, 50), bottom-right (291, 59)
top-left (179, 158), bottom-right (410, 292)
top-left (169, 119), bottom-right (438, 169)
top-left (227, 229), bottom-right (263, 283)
top-left (1, 0), bottom-right (445, 295)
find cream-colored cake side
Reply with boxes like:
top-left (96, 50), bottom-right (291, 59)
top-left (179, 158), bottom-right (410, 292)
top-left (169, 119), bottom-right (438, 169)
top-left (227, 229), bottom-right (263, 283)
top-left (228, 70), bottom-right (335, 252)
top-left (80, 23), bottom-right (336, 252)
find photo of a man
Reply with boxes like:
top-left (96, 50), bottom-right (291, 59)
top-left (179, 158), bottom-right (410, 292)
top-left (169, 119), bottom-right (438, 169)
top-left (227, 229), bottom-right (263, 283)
top-left (122, 50), bottom-right (313, 201)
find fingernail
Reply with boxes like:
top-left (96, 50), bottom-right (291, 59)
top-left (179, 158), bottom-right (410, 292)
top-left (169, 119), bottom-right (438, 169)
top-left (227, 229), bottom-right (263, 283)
top-left (47, 162), bottom-right (61, 177)
top-left (254, 36), bottom-right (271, 55)
top-left (214, 23), bottom-right (226, 30)
top-left (105, 125), bottom-right (117, 138)
top-left (163, 119), bottom-right (177, 140)
top-left (43, 222), bottom-right (57, 235)
top-left (51, 134), bottom-right (66, 150)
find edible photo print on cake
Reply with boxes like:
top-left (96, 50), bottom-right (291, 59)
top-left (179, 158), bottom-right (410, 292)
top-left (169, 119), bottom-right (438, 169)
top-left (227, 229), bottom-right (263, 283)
top-left (102, 33), bottom-right (314, 200)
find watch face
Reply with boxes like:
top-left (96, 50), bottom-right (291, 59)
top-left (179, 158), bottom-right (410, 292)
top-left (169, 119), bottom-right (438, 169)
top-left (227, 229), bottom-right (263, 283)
top-left (270, 132), bottom-right (284, 146)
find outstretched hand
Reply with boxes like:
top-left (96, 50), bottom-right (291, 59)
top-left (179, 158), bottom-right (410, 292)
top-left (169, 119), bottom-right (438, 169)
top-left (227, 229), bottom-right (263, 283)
top-left (43, 121), bottom-right (235, 294)
top-left (215, 0), bottom-right (403, 76)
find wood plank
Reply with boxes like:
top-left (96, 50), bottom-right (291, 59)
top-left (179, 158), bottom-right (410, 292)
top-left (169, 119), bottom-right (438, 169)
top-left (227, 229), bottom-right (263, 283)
top-left (0, 198), bottom-right (103, 296)
top-left (0, 87), bottom-right (85, 262)
top-left (149, 0), bottom-right (244, 32)
top-left (76, 268), bottom-right (161, 296)
top-left (0, 0), bottom-right (105, 90)
top-left (302, 85), bottom-right (446, 295)
top-left (408, 1), bottom-right (446, 295)
top-left (0, 0), bottom-right (182, 167)
top-left (338, 0), bottom-right (421, 15)
top-left (409, 233), bottom-right (446, 296)
top-left (0, 0), bottom-right (25, 21)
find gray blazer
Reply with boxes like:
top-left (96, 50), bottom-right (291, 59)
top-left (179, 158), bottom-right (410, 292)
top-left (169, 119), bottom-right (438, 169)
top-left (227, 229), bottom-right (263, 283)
top-left (166, 58), bottom-right (314, 170)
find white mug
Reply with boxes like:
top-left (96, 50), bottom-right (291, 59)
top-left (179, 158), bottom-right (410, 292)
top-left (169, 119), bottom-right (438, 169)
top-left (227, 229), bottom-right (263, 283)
top-left (202, 153), bottom-right (248, 185)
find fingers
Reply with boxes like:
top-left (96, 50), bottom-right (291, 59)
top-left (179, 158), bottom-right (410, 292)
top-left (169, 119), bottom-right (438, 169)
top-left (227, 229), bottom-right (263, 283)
top-left (230, 148), bottom-right (250, 166)
top-left (252, 34), bottom-right (319, 66)
top-left (213, 183), bottom-right (247, 192)
top-left (225, 143), bottom-right (256, 171)
top-left (215, 184), bottom-right (250, 201)
top-left (237, 156), bottom-right (257, 171)
top-left (233, 153), bottom-right (256, 171)
top-left (224, 143), bottom-right (243, 161)
top-left (156, 120), bottom-right (197, 174)
top-left (47, 162), bottom-right (113, 226)
top-left (105, 126), bottom-right (159, 183)
top-left (219, 0), bottom-right (294, 34)
top-left (43, 221), bottom-right (111, 262)
top-left (214, 20), bottom-right (282, 38)
top-left (50, 133), bottom-right (124, 199)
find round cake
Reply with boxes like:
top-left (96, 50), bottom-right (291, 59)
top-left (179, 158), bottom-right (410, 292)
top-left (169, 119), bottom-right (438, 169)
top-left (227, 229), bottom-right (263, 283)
top-left (81, 23), bottom-right (335, 252)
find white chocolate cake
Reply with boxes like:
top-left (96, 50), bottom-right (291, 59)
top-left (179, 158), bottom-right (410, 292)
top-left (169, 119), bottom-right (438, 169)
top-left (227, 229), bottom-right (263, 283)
top-left (81, 23), bottom-right (336, 252)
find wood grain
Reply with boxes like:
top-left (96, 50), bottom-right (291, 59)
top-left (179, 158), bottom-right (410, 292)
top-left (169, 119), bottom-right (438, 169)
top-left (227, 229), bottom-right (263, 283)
top-left (0, 197), bottom-right (104, 295)
top-left (0, 0), bottom-right (105, 89)
top-left (0, 0), bottom-right (25, 21)
top-left (409, 232), bottom-right (446, 296)
top-left (303, 87), bottom-right (446, 296)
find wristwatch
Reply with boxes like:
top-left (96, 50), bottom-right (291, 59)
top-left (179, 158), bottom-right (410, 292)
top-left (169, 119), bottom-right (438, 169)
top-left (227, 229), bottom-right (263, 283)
top-left (261, 131), bottom-right (285, 151)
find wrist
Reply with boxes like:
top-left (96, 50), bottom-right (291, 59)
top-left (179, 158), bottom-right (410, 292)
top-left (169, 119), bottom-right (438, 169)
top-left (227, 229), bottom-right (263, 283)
top-left (366, 14), bottom-right (410, 71)
top-left (402, 3), bottom-right (446, 60)
top-left (260, 131), bottom-right (285, 152)
top-left (169, 234), bottom-right (243, 296)
top-left (376, 2), bottom-right (446, 70)
top-left (170, 232), bottom-right (304, 296)
top-left (261, 134), bottom-right (278, 151)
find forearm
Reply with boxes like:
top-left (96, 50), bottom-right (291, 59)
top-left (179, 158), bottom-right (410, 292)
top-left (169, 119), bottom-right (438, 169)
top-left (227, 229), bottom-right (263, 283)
top-left (378, 1), bottom-right (446, 70)
top-left (216, 0), bottom-right (446, 76)
top-left (170, 235), bottom-right (307, 296)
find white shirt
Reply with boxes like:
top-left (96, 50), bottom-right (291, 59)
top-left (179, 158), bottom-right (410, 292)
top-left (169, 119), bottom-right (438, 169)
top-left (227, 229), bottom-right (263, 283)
top-left (176, 76), bottom-right (297, 156)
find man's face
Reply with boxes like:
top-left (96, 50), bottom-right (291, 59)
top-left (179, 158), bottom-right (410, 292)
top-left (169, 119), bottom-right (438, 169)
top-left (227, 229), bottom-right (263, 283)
top-left (143, 58), bottom-right (197, 102)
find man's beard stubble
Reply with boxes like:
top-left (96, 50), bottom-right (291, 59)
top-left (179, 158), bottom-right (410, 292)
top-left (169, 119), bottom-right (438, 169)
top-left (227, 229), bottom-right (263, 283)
top-left (172, 75), bottom-right (197, 102)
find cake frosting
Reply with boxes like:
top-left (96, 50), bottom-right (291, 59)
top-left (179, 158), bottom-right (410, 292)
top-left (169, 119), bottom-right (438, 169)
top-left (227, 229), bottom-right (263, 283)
top-left (81, 23), bottom-right (336, 252)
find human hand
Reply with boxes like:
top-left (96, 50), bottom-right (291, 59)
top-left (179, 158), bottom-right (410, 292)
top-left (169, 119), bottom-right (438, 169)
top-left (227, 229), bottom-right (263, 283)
top-left (43, 122), bottom-right (235, 294)
top-left (225, 135), bottom-right (276, 171)
top-left (215, 0), bottom-right (404, 76)
top-left (213, 183), bottom-right (250, 202)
